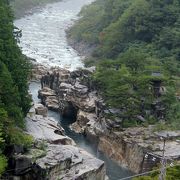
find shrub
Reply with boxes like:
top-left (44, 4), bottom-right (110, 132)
top-left (0, 155), bottom-right (7, 177)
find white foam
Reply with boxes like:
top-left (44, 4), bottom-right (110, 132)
top-left (14, 0), bottom-right (93, 71)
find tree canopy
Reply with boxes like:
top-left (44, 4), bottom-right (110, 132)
top-left (0, 0), bottom-right (31, 176)
top-left (69, 0), bottom-right (180, 129)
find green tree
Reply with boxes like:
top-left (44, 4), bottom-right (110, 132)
top-left (0, 0), bottom-right (31, 115)
top-left (0, 108), bottom-right (8, 177)
top-left (0, 155), bottom-right (7, 177)
top-left (133, 165), bottom-right (180, 180)
top-left (70, 0), bottom-right (180, 128)
top-left (0, 61), bottom-right (23, 127)
top-left (0, 1), bottom-right (32, 175)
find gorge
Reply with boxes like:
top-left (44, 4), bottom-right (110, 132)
top-left (14, 0), bottom-right (132, 179)
top-left (0, 0), bottom-right (179, 179)
top-left (12, 0), bottom-right (180, 179)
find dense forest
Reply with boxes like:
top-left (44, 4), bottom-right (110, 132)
top-left (0, 0), bottom-right (32, 176)
top-left (69, 0), bottom-right (180, 129)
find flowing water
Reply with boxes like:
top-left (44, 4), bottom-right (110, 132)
top-left (16, 0), bottom-right (133, 179)
top-left (15, 0), bottom-right (93, 70)
top-left (29, 82), bottom-right (133, 180)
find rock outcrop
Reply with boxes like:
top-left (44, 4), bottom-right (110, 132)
top-left (36, 145), bottom-right (105, 180)
top-left (34, 103), bottom-right (48, 117)
top-left (32, 63), bottom-right (70, 81)
top-left (8, 104), bottom-right (106, 180)
top-left (64, 82), bottom-right (97, 112)
top-left (37, 67), bottom-right (180, 174)
top-left (38, 87), bottom-right (59, 111)
top-left (70, 110), bottom-right (97, 134)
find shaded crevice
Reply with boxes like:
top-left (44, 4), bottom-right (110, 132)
top-left (62, 102), bottom-right (78, 124)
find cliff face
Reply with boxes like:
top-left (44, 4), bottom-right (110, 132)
top-left (98, 135), bottom-right (144, 173)
top-left (37, 66), bottom-right (180, 174)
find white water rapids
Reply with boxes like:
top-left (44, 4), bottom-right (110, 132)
top-left (14, 0), bottom-right (93, 70)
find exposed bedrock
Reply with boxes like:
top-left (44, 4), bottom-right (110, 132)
top-left (37, 67), bottom-right (180, 174)
top-left (8, 104), bottom-right (106, 180)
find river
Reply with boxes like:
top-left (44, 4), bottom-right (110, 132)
top-left (15, 0), bottom-right (133, 179)
top-left (14, 0), bottom-right (93, 70)
top-left (29, 82), bottom-right (133, 180)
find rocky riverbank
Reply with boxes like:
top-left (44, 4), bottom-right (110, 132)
top-left (66, 34), bottom-right (96, 60)
top-left (36, 65), bottom-right (180, 174)
top-left (6, 102), bottom-right (106, 180)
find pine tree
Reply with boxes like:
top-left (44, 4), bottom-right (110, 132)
top-left (0, 0), bottom-right (32, 175)
top-left (0, 0), bottom-right (31, 115)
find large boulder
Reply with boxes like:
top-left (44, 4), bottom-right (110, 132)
top-left (77, 110), bottom-right (95, 127)
top-left (45, 96), bottom-right (59, 111)
top-left (36, 145), bottom-right (106, 180)
top-left (32, 64), bottom-right (49, 80)
top-left (59, 82), bottom-right (73, 93)
top-left (10, 144), bottom-right (106, 180)
top-left (25, 114), bottom-right (73, 145)
top-left (10, 155), bottom-right (32, 175)
top-left (31, 64), bottom-right (70, 81)
top-left (70, 110), bottom-right (97, 134)
top-left (58, 78), bottom-right (98, 113)
top-left (70, 67), bottom-right (95, 79)
top-left (35, 104), bottom-right (48, 117)
top-left (38, 87), bottom-right (59, 111)
top-left (38, 87), bottom-right (56, 98)
top-left (66, 89), bottom-right (98, 112)
top-left (11, 106), bottom-right (107, 180)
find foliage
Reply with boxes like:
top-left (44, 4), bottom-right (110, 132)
top-left (29, 148), bottom-right (47, 163)
top-left (133, 165), bottom-right (180, 180)
top-left (7, 128), bottom-right (34, 149)
top-left (0, 1), bottom-right (31, 115)
top-left (0, 112), bottom-right (7, 176)
top-left (69, 0), bottom-right (180, 128)
top-left (0, 0), bottom-right (32, 175)
top-left (70, 0), bottom-right (180, 61)
top-left (93, 47), bottom-right (178, 126)
top-left (0, 61), bottom-right (24, 128)
top-left (0, 155), bottom-right (7, 177)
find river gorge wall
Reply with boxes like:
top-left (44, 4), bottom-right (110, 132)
top-left (36, 65), bottom-right (180, 174)
top-left (6, 101), bottom-right (106, 180)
